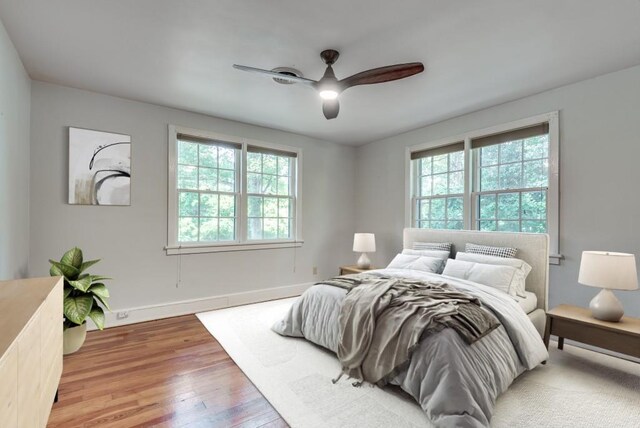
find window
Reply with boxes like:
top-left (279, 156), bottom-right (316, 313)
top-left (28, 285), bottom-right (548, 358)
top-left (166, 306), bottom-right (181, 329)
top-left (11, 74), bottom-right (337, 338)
top-left (167, 126), bottom-right (302, 254)
top-left (407, 112), bottom-right (560, 262)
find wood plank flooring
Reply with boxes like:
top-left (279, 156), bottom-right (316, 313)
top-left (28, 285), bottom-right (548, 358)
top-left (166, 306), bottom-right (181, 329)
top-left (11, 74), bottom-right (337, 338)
top-left (48, 315), bottom-right (288, 428)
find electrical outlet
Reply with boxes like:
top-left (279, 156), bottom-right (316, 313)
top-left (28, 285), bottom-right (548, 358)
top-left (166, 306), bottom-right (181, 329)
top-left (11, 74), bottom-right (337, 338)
top-left (116, 311), bottom-right (129, 320)
top-left (313, 266), bottom-right (318, 275)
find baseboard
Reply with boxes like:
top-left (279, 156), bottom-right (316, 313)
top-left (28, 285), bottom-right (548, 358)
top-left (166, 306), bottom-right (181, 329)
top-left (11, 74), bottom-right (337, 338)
top-left (89, 282), bottom-right (313, 331)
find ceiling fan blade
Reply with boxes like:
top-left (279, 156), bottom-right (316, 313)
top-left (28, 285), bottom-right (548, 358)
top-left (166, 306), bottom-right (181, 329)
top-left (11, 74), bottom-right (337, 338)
top-left (233, 64), bottom-right (317, 87)
top-left (322, 99), bottom-right (339, 120)
top-left (340, 63), bottom-right (424, 89)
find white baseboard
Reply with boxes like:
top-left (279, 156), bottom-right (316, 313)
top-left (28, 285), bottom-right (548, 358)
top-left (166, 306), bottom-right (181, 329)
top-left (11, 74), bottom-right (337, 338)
top-left (90, 282), bottom-right (313, 331)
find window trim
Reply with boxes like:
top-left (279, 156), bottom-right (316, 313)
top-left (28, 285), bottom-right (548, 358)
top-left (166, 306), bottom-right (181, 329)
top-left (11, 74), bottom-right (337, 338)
top-left (405, 111), bottom-right (560, 264)
top-left (167, 125), bottom-right (303, 254)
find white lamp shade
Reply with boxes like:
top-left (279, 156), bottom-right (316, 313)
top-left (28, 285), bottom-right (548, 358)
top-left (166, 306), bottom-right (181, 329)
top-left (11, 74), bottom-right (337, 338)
top-left (353, 233), bottom-right (376, 253)
top-left (578, 251), bottom-right (638, 291)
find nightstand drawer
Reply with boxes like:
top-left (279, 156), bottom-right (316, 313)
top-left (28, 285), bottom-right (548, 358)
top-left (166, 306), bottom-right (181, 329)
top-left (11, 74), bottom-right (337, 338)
top-left (552, 318), bottom-right (640, 358)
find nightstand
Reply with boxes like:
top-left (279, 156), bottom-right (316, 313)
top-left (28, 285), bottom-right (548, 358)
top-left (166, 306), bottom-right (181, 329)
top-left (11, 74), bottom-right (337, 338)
top-left (339, 265), bottom-right (374, 275)
top-left (544, 304), bottom-right (640, 359)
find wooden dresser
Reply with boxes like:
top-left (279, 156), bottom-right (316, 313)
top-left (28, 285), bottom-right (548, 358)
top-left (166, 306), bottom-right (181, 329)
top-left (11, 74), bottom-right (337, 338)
top-left (0, 276), bottom-right (63, 427)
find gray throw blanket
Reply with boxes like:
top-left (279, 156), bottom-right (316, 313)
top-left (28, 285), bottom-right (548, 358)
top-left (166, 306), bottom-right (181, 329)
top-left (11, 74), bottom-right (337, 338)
top-left (320, 274), bottom-right (500, 387)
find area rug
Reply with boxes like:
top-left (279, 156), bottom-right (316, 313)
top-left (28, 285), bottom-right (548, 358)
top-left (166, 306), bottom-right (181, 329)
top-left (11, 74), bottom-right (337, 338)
top-left (197, 299), bottom-right (640, 428)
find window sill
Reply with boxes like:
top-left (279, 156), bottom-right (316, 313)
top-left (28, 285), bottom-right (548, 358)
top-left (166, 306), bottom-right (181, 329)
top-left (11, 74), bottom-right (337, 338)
top-left (165, 240), bottom-right (304, 255)
top-left (549, 254), bottom-right (563, 265)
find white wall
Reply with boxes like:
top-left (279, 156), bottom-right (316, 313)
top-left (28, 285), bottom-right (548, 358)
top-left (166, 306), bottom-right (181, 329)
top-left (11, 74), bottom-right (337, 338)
top-left (0, 18), bottom-right (30, 279)
top-left (29, 82), bottom-right (356, 313)
top-left (356, 65), bottom-right (640, 317)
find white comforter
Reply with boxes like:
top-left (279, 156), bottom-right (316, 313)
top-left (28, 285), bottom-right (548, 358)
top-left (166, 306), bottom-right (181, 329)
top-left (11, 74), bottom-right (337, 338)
top-left (272, 268), bottom-right (548, 428)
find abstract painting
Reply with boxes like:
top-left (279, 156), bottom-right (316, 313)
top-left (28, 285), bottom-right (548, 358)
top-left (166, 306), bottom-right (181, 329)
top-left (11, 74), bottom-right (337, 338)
top-left (68, 127), bottom-right (131, 205)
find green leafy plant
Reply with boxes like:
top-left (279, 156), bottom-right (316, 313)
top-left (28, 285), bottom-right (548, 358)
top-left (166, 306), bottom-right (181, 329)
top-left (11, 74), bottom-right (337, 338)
top-left (49, 247), bottom-right (111, 330)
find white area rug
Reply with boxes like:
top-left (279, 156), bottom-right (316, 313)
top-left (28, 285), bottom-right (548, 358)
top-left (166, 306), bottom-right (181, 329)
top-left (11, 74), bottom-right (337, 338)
top-left (197, 299), bottom-right (640, 428)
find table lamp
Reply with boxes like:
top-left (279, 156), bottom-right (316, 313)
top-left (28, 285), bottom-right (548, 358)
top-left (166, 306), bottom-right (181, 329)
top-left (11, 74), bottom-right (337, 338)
top-left (578, 251), bottom-right (638, 322)
top-left (353, 233), bottom-right (376, 269)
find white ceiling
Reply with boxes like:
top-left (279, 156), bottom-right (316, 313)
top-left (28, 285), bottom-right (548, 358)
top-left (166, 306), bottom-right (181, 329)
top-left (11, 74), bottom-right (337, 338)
top-left (1, 1), bottom-right (639, 145)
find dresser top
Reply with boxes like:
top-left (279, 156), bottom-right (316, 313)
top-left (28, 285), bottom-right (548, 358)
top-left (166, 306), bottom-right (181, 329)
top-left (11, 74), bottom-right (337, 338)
top-left (0, 276), bottom-right (62, 356)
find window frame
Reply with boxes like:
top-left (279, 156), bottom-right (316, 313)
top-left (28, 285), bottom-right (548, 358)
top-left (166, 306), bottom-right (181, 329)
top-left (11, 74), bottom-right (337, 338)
top-left (405, 111), bottom-right (560, 264)
top-left (167, 125), bottom-right (303, 255)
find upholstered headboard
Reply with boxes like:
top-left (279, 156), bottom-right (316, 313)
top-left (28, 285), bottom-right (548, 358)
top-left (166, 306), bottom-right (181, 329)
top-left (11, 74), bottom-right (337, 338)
top-left (403, 228), bottom-right (549, 310)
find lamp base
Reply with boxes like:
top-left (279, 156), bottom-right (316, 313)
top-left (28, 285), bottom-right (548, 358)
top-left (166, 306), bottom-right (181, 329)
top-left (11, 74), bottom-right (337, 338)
top-left (589, 288), bottom-right (624, 322)
top-left (356, 253), bottom-right (371, 269)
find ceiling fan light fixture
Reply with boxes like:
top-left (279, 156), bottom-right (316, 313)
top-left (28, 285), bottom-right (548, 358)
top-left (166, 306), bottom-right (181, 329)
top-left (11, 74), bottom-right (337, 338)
top-left (319, 89), bottom-right (339, 100)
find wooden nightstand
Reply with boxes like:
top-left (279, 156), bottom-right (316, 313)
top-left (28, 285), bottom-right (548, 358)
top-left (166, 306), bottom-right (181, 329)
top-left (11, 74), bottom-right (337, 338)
top-left (544, 304), bottom-right (640, 359)
top-left (339, 265), bottom-right (374, 275)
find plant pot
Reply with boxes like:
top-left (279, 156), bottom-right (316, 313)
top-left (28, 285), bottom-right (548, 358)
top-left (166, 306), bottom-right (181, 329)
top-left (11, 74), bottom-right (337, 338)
top-left (63, 323), bottom-right (87, 355)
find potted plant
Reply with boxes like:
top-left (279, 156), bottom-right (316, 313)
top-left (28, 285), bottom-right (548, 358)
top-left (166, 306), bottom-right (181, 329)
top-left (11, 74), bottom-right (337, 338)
top-left (49, 247), bottom-right (111, 354)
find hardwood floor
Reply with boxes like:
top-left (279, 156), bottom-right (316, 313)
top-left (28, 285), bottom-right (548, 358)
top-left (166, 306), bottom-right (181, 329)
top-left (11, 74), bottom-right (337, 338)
top-left (48, 315), bottom-right (289, 428)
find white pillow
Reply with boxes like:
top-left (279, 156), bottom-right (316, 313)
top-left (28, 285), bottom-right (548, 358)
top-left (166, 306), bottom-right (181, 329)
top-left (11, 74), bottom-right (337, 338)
top-left (387, 254), bottom-right (442, 274)
top-left (401, 249), bottom-right (449, 273)
top-left (455, 252), bottom-right (532, 297)
top-left (442, 259), bottom-right (519, 296)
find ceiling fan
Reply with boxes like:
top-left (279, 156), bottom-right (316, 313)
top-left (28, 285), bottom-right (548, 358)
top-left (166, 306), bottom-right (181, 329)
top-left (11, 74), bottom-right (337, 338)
top-left (233, 49), bottom-right (424, 120)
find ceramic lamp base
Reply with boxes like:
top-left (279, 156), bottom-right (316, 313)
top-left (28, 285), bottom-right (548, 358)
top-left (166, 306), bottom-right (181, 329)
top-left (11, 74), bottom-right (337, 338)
top-left (589, 288), bottom-right (624, 322)
top-left (356, 252), bottom-right (371, 269)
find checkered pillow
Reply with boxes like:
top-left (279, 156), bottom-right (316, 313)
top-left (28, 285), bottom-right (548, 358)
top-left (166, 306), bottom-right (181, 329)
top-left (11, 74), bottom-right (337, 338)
top-left (465, 243), bottom-right (517, 258)
top-left (413, 242), bottom-right (452, 252)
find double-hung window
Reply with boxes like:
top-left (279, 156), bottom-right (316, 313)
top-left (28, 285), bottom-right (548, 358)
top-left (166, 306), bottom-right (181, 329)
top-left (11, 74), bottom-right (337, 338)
top-left (167, 126), bottom-right (302, 254)
top-left (407, 112), bottom-right (560, 262)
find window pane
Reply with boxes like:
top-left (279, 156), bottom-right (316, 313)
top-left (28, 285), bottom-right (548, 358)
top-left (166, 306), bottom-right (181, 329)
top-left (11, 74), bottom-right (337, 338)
top-left (480, 166), bottom-right (498, 191)
top-left (248, 173), bottom-right (261, 193)
top-left (263, 155), bottom-right (277, 174)
top-left (498, 193), bottom-right (520, 220)
top-left (431, 198), bottom-right (446, 220)
top-left (447, 220), bottom-right (463, 230)
top-left (522, 191), bottom-right (546, 219)
top-left (178, 141), bottom-right (198, 165)
top-left (479, 220), bottom-right (497, 231)
top-left (481, 145), bottom-right (499, 167)
top-left (218, 169), bottom-right (235, 192)
top-left (218, 148), bottom-right (235, 169)
top-left (248, 218), bottom-right (262, 240)
top-left (219, 195), bottom-right (235, 217)
top-left (432, 155), bottom-right (448, 174)
top-left (479, 194), bottom-right (496, 219)
top-left (278, 219), bottom-right (290, 238)
top-left (447, 197), bottom-right (463, 220)
top-left (178, 217), bottom-right (198, 242)
top-left (523, 160), bottom-right (548, 188)
top-left (199, 218), bottom-right (218, 241)
top-left (264, 218), bottom-right (277, 239)
top-left (500, 140), bottom-right (522, 163)
top-left (497, 220), bottom-right (520, 232)
top-left (420, 176), bottom-right (432, 197)
top-left (199, 145), bottom-right (217, 168)
top-left (419, 199), bottom-right (429, 221)
top-left (448, 171), bottom-right (463, 194)
top-left (278, 198), bottom-right (290, 218)
top-left (499, 163), bottom-right (522, 189)
top-left (199, 194), bottom-right (218, 217)
top-left (522, 220), bottom-right (547, 233)
top-left (179, 192), bottom-right (199, 216)
top-left (218, 218), bottom-right (235, 241)
top-left (431, 221), bottom-right (446, 229)
top-left (524, 136), bottom-right (548, 160)
top-left (261, 174), bottom-right (277, 195)
top-left (178, 165), bottom-right (197, 189)
top-left (449, 152), bottom-right (464, 171)
top-left (420, 158), bottom-right (432, 175)
top-left (264, 197), bottom-right (277, 217)
top-left (277, 157), bottom-right (290, 176)
top-left (277, 177), bottom-right (289, 195)
top-left (247, 152), bottom-right (262, 173)
top-left (198, 167), bottom-right (217, 191)
top-left (419, 220), bottom-right (430, 229)
top-left (248, 196), bottom-right (262, 217)
top-left (433, 174), bottom-right (448, 195)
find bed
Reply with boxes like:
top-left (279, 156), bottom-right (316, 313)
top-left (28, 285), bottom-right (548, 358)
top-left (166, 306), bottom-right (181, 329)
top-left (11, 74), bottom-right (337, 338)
top-left (273, 228), bottom-right (550, 428)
